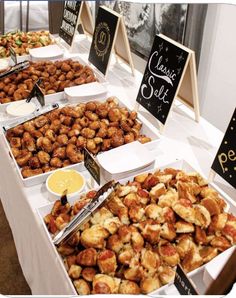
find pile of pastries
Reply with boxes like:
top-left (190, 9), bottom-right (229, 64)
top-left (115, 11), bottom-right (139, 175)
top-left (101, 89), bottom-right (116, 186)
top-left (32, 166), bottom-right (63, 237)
top-left (0, 59), bottom-right (97, 103)
top-left (0, 30), bottom-right (54, 58)
top-left (44, 168), bottom-right (236, 294)
top-left (6, 98), bottom-right (151, 178)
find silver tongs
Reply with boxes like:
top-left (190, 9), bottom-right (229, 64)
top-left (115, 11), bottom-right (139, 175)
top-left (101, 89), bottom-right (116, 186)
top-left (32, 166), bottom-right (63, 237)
top-left (53, 180), bottom-right (119, 246)
top-left (0, 60), bottom-right (30, 79)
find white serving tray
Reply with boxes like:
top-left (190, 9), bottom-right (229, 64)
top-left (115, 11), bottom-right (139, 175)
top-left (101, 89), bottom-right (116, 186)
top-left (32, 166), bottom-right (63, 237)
top-left (0, 55), bottom-right (107, 114)
top-left (37, 159), bottom-right (236, 296)
top-left (2, 97), bottom-right (161, 187)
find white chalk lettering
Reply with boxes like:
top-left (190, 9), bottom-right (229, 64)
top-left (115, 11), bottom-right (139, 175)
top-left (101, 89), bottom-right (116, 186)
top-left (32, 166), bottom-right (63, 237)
top-left (141, 75), bottom-right (169, 104)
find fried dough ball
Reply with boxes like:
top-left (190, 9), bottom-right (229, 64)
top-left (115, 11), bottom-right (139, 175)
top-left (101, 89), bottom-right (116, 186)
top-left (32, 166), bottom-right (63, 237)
top-left (80, 225), bottom-right (109, 249)
top-left (73, 279), bottom-right (90, 295)
top-left (16, 151), bottom-right (32, 167)
top-left (66, 143), bottom-right (83, 163)
top-left (52, 147), bottom-right (66, 159)
top-left (77, 248), bottom-right (97, 267)
top-left (50, 157), bottom-right (62, 168)
top-left (57, 134), bottom-right (68, 146)
top-left (119, 280), bottom-right (140, 294)
top-left (28, 156), bottom-right (41, 169)
top-left (111, 134), bottom-right (124, 148)
top-left (45, 129), bottom-right (56, 142)
top-left (81, 267), bottom-right (96, 282)
top-left (81, 128), bottom-right (96, 139)
top-left (37, 151), bottom-right (50, 164)
top-left (22, 132), bottom-right (36, 152)
top-left (10, 137), bottom-right (21, 148)
top-left (21, 167), bottom-right (43, 178)
top-left (96, 103), bottom-right (108, 118)
top-left (92, 274), bottom-right (120, 294)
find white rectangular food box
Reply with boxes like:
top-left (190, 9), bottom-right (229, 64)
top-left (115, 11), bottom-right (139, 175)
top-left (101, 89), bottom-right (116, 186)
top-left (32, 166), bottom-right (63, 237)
top-left (0, 55), bottom-right (107, 114)
top-left (2, 97), bottom-right (161, 187)
top-left (37, 159), bottom-right (236, 296)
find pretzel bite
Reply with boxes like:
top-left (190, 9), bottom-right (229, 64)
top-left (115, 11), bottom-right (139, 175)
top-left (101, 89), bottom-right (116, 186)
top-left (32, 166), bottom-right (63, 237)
top-left (161, 222), bottom-right (176, 241)
top-left (149, 183), bottom-right (167, 200)
top-left (138, 135), bottom-right (152, 144)
top-left (199, 246), bottom-right (218, 263)
top-left (195, 226), bottom-right (208, 245)
top-left (107, 234), bottom-right (123, 254)
top-left (119, 280), bottom-right (140, 294)
top-left (175, 220), bottom-right (195, 233)
top-left (144, 204), bottom-right (163, 222)
top-left (34, 115), bottom-right (48, 128)
top-left (158, 188), bottom-right (178, 207)
top-left (106, 196), bottom-right (129, 224)
top-left (66, 143), bottom-right (83, 163)
top-left (90, 207), bottom-right (113, 225)
top-left (97, 250), bottom-right (117, 274)
top-left (193, 205), bottom-right (211, 228)
top-left (141, 248), bottom-right (160, 272)
top-left (50, 157), bottom-right (62, 168)
top-left (111, 134), bottom-right (125, 148)
top-left (103, 217), bottom-right (121, 234)
top-left (12, 125), bottom-right (24, 136)
top-left (129, 205), bottom-right (145, 223)
top-left (163, 207), bottom-right (176, 223)
top-left (57, 244), bottom-right (75, 256)
top-left (16, 150), bottom-right (32, 167)
top-left (10, 137), bottom-right (21, 148)
top-left (77, 248), bottom-right (97, 266)
top-left (21, 167), bottom-right (43, 178)
top-left (73, 279), bottom-right (90, 295)
top-left (172, 199), bottom-right (194, 222)
top-left (92, 274), bottom-right (120, 294)
top-left (176, 235), bottom-right (195, 259)
top-left (64, 255), bottom-right (77, 270)
top-left (140, 275), bottom-right (161, 294)
top-left (45, 129), bottom-right (56, 142)
top-left (80, 225), bottom-right (109, 249)
top-left (142, 174), bottom-right (159, 190)
top-left (135, 220), bottom-right (161, 244)
top-left (123, 266), bottom-right (144, 282)
top-left (210, 236), bottom-right (231, 251)
top-left (177, 181), bottom-right (200, 203)
top-left (68, 265), bottom-right (82, 279)
top-left (208, 213), bottom-right (228, 234)
top-left (51, 200), bottom-right (70, 217)
top-left (158, 266), bottom-right (175, 285)
top-left (37, 151), bottom-right (50, 164)
top-left (181, 244), bottom-right (203, 273)
top-left (222, 214), bottom-right (236, 244)
top-left (81, 267), bottom-right (96, 282)
top-left (28, 156), bottom-right (41, 169)
top-left (159, 243), bottom-right (180, 266)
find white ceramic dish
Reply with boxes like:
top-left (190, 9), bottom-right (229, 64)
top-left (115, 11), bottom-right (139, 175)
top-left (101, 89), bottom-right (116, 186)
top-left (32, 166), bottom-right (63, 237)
top-left (6, 101), bottom-right (36, 117)
top-left (65, 82), bottom-right (107, 103)
top-left (3, 97), bottom-right (160, 187)
top-left (46, 169), bottom-right (85, 202)
top-left (29, 44), bottom-right (64, 61)
top-left (37, 159), bottom-right (236, 296)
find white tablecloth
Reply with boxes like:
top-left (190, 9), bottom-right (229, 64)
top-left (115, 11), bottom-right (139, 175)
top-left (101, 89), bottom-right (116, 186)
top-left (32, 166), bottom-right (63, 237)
top-left (0, 36), bottom-right (235, 295)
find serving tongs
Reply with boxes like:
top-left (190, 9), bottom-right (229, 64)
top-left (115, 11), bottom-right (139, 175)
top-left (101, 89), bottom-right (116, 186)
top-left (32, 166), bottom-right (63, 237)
top-left (0, 60), bottom-right (30, 79)
top-left (53, 180), bottom-right (119, 246)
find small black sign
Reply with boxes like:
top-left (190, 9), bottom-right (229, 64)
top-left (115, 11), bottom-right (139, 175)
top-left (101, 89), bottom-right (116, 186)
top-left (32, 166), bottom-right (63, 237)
top-left (136, 35), bottom-right (189, 125)
top-left (84, 148), bottom-right (100, 185)
top-left (27, 79), bottom-right (45, 107)
top-left (88, 6), bottom-right (119, 76)
top-left (9, 47), bottom-right (17, 65)
top-left (212, 108), bottom-right (236, 189)
top-left (59, 1), bottom-right (81, 46)
top-left (174, 264), bottom-right (198, 295)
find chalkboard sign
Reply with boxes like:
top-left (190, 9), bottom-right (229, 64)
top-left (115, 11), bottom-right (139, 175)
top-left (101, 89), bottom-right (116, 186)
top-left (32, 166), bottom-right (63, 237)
top-left (84, 148), bottom-right (100, 185)
top-left (88, 6), bottom-right (119, 76)
top-left (9, 47), bottom-right (17, 65)
top-left (136, 34), bottom-right (189, 125)
top-left (59, 1), bottom-right (81, 46)
top-left (211, 108), bottom-right (236, 189)
top-left (174, 264), bottom-right (198, 295)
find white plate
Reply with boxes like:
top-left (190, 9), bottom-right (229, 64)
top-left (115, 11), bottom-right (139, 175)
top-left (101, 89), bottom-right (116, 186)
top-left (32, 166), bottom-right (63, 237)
top-left (65, 82), bottom-right (107, 103)
top-left (6, 101), bottom-right (36, 117)
top-left (29, 44), bottom-right (64, 61)
top-left (97, 141), bottom-right (155, 175)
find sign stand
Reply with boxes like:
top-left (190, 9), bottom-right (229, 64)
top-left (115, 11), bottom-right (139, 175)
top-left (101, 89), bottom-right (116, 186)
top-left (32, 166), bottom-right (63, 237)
top-left (79, 1), bottom-right (94, 36)
top-left (135, 34), bottom-right (200, 134)
top-left (113, 15), bottom-right (135, 76)
top-left (88, 6), bottom-right (134, 77)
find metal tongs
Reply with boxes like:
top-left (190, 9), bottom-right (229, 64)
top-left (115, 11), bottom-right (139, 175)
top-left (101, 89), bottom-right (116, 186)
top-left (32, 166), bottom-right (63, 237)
top-left (0, 60), bottom-right (30, 79)
top-left (53, 180), bottom-right (119, 246)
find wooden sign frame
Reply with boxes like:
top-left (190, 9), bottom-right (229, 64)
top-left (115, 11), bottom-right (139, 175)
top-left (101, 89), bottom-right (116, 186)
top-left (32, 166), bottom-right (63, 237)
top-left (88, 6), bottom-right (134, 77)
top-left (59, 1), bottom-right (94, 51)
top-left (136, 34), bottom-right (200, 134)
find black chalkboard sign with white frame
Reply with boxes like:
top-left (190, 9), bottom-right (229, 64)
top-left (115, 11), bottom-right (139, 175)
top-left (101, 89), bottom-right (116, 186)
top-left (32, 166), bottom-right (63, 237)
top-left (211, 108), bottom-right (236, 189)
top-left (59, 1), bottom-right (81, 46)
top-left (174, 264), bottom-right (198, 295)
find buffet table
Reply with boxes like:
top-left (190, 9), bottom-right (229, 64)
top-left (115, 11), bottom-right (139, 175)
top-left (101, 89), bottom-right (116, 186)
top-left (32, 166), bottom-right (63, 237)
top-left (0, 37), bottom-right (235, 295)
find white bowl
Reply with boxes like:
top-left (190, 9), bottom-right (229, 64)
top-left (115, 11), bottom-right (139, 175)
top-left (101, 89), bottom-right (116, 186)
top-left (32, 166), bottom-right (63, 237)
top-left (46, 169), bottom-right (86, 202)
top-left (29, 44), bottom-right (64, 61)
top-left (6, 101), bottom-right (36, 117)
